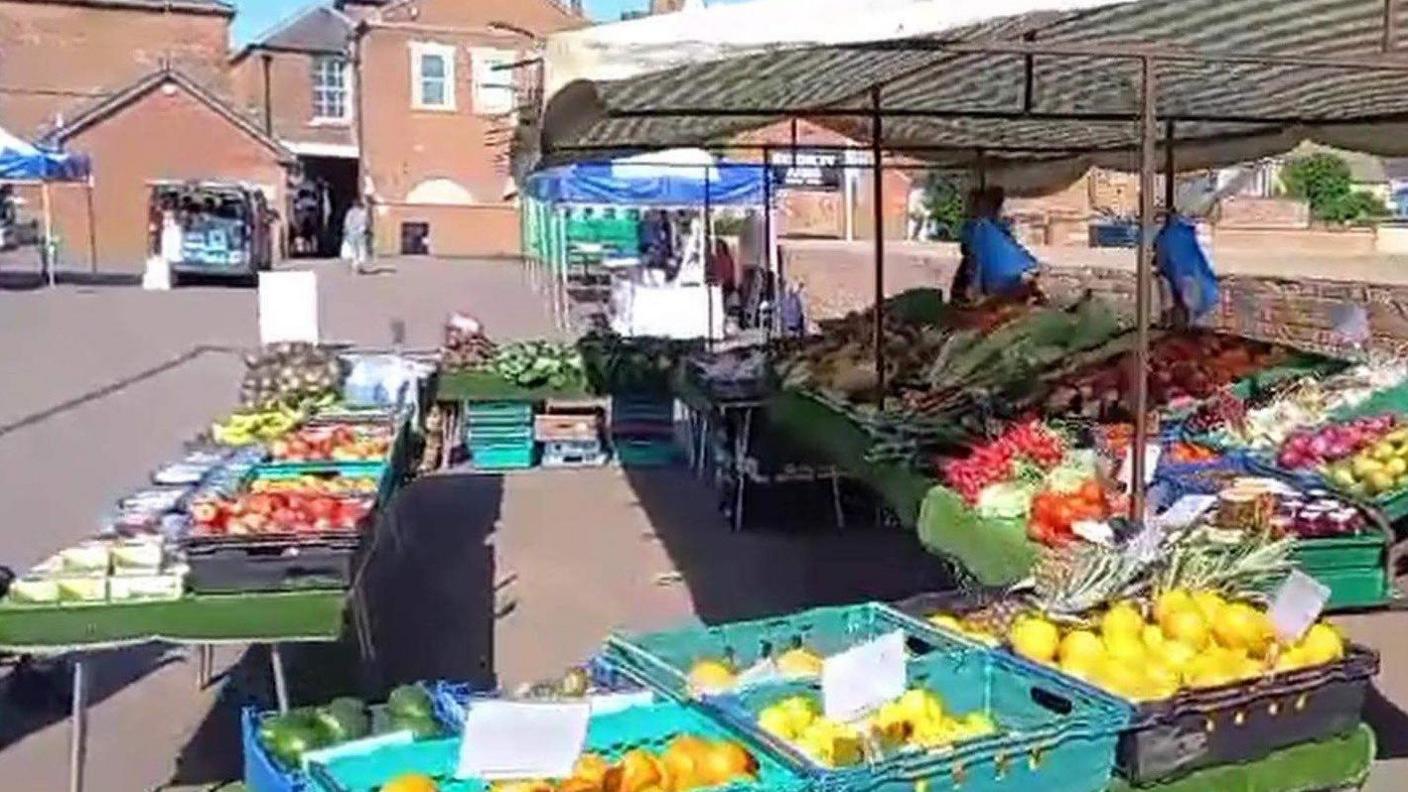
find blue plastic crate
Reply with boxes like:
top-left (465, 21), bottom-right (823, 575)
top-left (470, 442), bottom-right (535, 471)
top-left (243, 707), bottom-right (309, 792)
top-left (433, 657), bottom-right (645, 728)
top-left (464, 401), bottom-right (534, 426)
top-left (465, 422), bottom-right (534, 444)
top-left (708, 646), bottom-right (1133, 792)
top-left (308, 700), bottom-right (809, 792)
top-left (603, 603), bottom-right (972, 701)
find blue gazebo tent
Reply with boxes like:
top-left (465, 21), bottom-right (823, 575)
top-left (0, 124), bottom-right (93, 281)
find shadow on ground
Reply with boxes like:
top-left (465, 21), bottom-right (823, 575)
top-left (0, 645), bottom-right (186, 753)
top-left (623, 466), bottom-right (956, 624)
top-left (1364, 683), bottom-right (1408, 760)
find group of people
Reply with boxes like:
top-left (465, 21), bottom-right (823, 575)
top-left (946, 183), bottom-right (1217, 323)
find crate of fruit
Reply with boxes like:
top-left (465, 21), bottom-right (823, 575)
top-left (432, 659), bottom-right (646, 729)
top-left (701, 641), bottom-right (1132, 792)
top-left (244, 685), bottom-right (446, 792)
top-left (305, 699), bottom-right (808, 792)
top-left (602, 603), bottom-right (973, 703)
top-left (915, 591), bottom-right (1379, 785)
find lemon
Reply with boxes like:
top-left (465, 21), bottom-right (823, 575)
top-left (1300, 623), bottom-right (1346, 666)
top-left (1273, 646), bottom-right (1309, 674)
top-left (1060, 656), bottom-right (1098, 683)
top-left (776, 648), bottom-right (824, 677)
top-left (1192, 591), bottom-right (1228, 624)
top-left (1141, 624), bottom-right (1167, 653)
top-left (1094, 657), bottom-right (1145, 699)
top-left (1162, 608), bottom-right (1211, 651)
top-left (1010, 616), bottom-right (1061, 663)
top-left (688, 659), bottom-right (737, 693)
top-left (1143, 663), bottom-right (1182, 699)
top-left (1185, 652), bottom-right (1234, 689)
top-left (1104, 633), bottom-right (1146, 665)
top-left (929, 614), bottom-right (962, 632)
top-left (1154, 589), bottom-right (1195, 626)
top-left (1212, 602), bottom-right (1268, 654)
top-left (758, 706), bottom-right (796, 740)
top-left (1101, 602), bottom-right (1146, 640)
top-left (1059, 630), bottom-right (1106, 667)
top-left (1156, 640), bottom-right (1199, 675)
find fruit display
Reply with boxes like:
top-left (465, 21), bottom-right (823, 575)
top-left (685, 647), bottom-right (824, 694)
top-left (247, 473), bottom-right (380, 497)
top-left (1272, 490), bottom-right (1370, 538)
top-left (210, 405), bottom-right (303, 446)
top-left (1167, 441), bottom-right (1221, 465)
top-left (1185, 389), bottom-right (1248, 435)
top-left (6, 536), bottom-right (183, 605)
top-left (258, 686), bottom-right (440, 769)
top-left (189, 492), bottom-right (372, 537)
top-left (1043, 332), bottom-right (1284, 420)
top-left (240, 342), bottom-right (344, 409)
top-left (1028, 480), bottom-right (1114, 546)
top-left (1276, 415), bottom-right (1399, 470)
top-left (483, 736), bottom-right (757, 792)
top-left (998, 594), bottom-right (1347, 702)
top-left (383, 775), bottom-right (440, 792)
top-left (756, 689), bottom-right (996, 767)
top-left (489, 340), bottom-right (586, 389)
top-left (1323, 424), bottom-right (1408, 499)
top-left (269, 424), bottom-right (393, 463)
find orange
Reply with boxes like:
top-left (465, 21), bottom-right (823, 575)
top-left (383, 775), bottom-right (439, 792)
top-left (573, 754), bottom-right (611, 788)
top-left (618, 749), bottom-right (664, 792)
top-left (699, 741), bottom-right (758, 785)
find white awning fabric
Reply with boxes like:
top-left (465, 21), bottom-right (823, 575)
top-left (530, 0), bottom-right (1408, 195)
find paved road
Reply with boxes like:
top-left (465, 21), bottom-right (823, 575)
top-left (1, 256), bottom-right (1405, 789)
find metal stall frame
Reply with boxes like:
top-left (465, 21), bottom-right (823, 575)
top-left (539, 23), bottom-right (1408, 518)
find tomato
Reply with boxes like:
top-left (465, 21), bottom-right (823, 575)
top-left (1027, 518), bottom-right (1053, 544)
top-left (1078, 480), bottom-right (1105, 505)
top-left (1050, 500), bottom-right (1076, 530)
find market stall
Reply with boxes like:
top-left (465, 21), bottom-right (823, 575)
top-left (0, 124), bottom-right (94, 282)
top-left (0, 343), bottom-right (428, 792)
top-left (520, 149), bottom-right (770, 339)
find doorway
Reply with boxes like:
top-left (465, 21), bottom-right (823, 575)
top-left (289, 155), bottom-right (359, 258)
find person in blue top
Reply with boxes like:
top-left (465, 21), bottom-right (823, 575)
top-left (950, 186), bottom-right (1040, 303)
top-left (1154, 212), bottom-right (1220, 327)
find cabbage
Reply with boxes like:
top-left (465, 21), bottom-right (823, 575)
top-left (1046, 449), bottom-right (1099, 493)
top-left (976, 482), bottom-right (1035, 520)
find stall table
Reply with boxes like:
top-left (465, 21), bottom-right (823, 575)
top-left (0, 588), bottom-right (347, 792)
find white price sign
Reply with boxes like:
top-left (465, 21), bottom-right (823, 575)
top-left (1118, 443), bottom-right (1162, 493)
top-left (456, 700), bottom-right (591, 780)
top-left (822, 631), bottom-right (906, 722)
top-left (1268, 569), bottom-right (1331, 643)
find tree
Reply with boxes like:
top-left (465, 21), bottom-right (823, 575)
top-left (1281, 152), bottom-right (1386, 224)
top-left (920, 171), bottom-right (967, 241)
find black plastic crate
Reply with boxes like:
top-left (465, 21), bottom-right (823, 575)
top-left (185, 537), bottom-right (358, 594)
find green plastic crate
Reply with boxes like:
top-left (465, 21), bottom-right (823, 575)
top-left (466, 423), bottom-right (534, 444)
top-left (307, 701), bottom-right (807, 792)
top-left (603, 603), bottom-right (974, 702)
top-left (614, 440), bottom-right (679, 468)
top-left (464, 401), bottom-right (534, 426)
top-left (709, 647), bottom-right (1133, 792)
top-left (1292, 531), bottom-right (1387, 572)
top-left (1315, 566), bottom-right (1392, 610)
top-left (470, 442), bottom-right (535, 471)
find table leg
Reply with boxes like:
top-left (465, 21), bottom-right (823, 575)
top-left (68, 658), bottom-right (87, 792)
top-left (732, 408), bottom-right (753, 533)
top-left (831, 473), bottom-right (845, 530)
top-left (270, 644), bottom-right (290, 714)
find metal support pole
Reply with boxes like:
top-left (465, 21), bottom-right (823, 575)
top-left (1131, 56), bottom-right (1158, 522)
top-left (85, 180), bottom-right (98, 273)
top-left (704, 166), bottom-right (714, 347)
top-left (42, 181), bottom-right (54, 287)
top-left (870, 88), bottom-right (886, 405)
top-left (1164, 120), bottom-right (1177, 214)
top-left (271, 644), bottom-right (291, 714)
top-left (1022, 33), bottom-right (1036, 114)
top-left (762, 146), bottom-right (775, 335)
top-left (1387, 0), bottom-right (1399, 52)
top-left (69, 658), bottom-right (87, 792)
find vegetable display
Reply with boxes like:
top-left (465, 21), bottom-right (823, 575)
top-left (240, 343), bottom-right (344, 409)
top-left (490, 340), bottom-right (585, 389)
top-left (189, 492), bottom-right (372, 536)
top-left (268, 425), bottom-right (392, 463)
top-left (258, 686), bottom-right (440, 768)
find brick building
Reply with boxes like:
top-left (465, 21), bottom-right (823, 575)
top-left (232, 0), bottom-right (587, 259)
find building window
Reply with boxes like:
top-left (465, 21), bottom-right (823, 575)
top-left (411, 43), bottom-right (456, 111)
top-left (311, 56), bottom-right (349, 121)
top-left (471, 48), bottom-right (517, 116)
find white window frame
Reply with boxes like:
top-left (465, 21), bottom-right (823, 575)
top-left (411, 42), bottom-right (456, 111)
top-left (470, 47), bottom-right (518, 116)
top-left (310, 55), bottom-right (351, 124)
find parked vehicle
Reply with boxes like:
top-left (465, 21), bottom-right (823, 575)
top-left (148, 181), bottom-right (276, 282)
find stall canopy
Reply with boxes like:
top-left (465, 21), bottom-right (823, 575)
top-left (530, 0), bottom-right (1408, 195)
top-left (0, 125), bottom-right (89, 182)
top-left (525, 148), bottom-right (766, 205)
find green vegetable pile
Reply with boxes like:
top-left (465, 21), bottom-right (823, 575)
top-left (577, 332), bottom-right (699, 395)
top-left (257, 685), bottom-right (439, 768)
top-left (490, 340), bottom-right (585, 389)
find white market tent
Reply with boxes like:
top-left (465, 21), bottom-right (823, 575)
top-left (523, 0), bottom-right (1408, 513)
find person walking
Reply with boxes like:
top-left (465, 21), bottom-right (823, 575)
top-left (342, 197), bottom-right (370, 274)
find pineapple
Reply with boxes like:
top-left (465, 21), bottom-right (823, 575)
top-left (959, 597), bottom-right (1029, 639)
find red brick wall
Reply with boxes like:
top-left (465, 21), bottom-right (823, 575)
top-left (0, 0), bottom-right (231, 136)
top-left (230, 50), bottom-right (356, 148)
top-left (356, 0), bottom-right (582, 256)
top-left (50, 83), bottom-right (288, 273)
